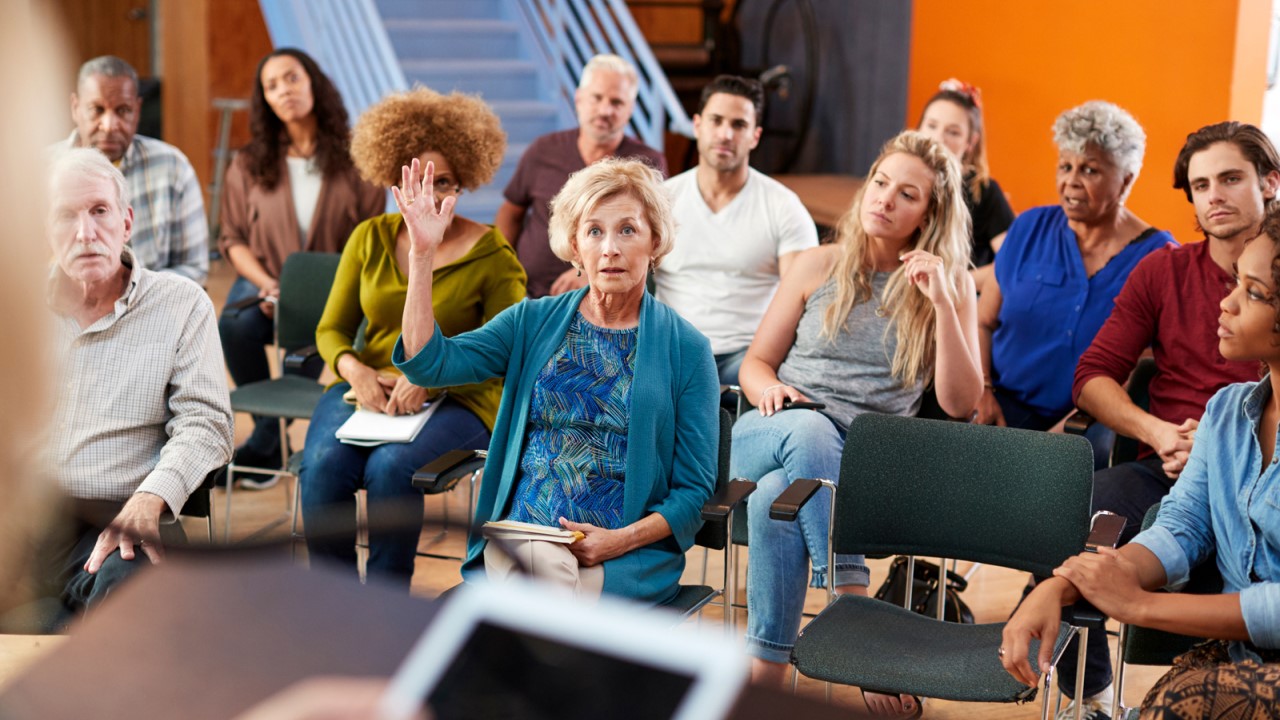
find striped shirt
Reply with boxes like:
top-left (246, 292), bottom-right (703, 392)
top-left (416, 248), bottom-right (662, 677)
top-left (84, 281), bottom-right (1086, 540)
top-left (62, 133), bottom-right (209, 285)
top-left (45, 247), bottom-right (233, 515)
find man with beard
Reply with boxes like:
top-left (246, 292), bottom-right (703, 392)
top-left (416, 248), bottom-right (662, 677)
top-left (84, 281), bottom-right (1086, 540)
top-left (496, 54), bottom-right (666, 298)
top-left (654, 75), bottom-right (818, 385)
top-left (1047, 121), bottom-right (1280, 719)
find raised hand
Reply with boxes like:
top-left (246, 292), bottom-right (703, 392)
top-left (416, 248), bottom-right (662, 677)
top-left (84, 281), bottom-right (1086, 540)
top-left (391, 158), bottom-right (456, 257)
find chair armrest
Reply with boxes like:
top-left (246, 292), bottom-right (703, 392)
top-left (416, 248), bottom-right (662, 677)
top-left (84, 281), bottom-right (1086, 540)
top-left (1062, 599), bottom-right (1108, 631)
top-left (283, 345), bottom-right (320, 370)
top-left (1063, 410), bottom-right (1094, 436)
top-left (412, 449), bottom-right (486, 493)
top-left (769, 477), bottom-right (825, 521)
top-left (701, 479), bottom-right (757, 521)
top-left (224, 295), bottom-right (261, 312)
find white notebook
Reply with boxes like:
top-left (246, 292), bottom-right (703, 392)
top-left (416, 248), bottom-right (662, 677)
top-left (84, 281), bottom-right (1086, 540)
top-left (334, 399), bottom-right (442, 446)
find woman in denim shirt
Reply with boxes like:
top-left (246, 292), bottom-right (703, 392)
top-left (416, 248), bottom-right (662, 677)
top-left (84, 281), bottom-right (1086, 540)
top-left (1001, 211), bottom-right (1280, 718)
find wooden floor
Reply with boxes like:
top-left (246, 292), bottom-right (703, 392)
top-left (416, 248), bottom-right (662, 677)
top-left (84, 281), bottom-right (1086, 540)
top-left (0, 258), bottom-right (1169, 716)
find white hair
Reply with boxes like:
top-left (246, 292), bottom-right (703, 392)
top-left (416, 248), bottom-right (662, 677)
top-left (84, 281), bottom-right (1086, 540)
top-left (1052, 100), bottom-right (1146, 183)
top-left (578, 54), bottom-right (639, 100)
top-left (48, 146), bottom-right (129, 212)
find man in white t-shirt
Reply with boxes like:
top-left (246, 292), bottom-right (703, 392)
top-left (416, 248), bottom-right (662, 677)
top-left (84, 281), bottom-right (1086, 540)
top-left (655, 75), bottom-right (818, 385)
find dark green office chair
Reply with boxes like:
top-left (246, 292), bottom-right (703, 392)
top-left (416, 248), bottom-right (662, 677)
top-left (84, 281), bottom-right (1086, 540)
top-left (774, 414), bottom-right (1095, 719)
top-left (224, 252), bottom-right (340, 541)
top-left (663, 407), bottom-right (755, 627)
top-left (1109, 500), bottom-right (1221, 720)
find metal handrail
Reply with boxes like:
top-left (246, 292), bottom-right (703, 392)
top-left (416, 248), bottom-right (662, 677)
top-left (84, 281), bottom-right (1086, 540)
top-left (515, 0), bottom-right (694, 148)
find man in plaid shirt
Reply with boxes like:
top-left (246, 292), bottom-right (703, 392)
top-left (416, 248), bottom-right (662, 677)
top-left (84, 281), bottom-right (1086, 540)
top-left (63, 55), bottom-right (208, 285)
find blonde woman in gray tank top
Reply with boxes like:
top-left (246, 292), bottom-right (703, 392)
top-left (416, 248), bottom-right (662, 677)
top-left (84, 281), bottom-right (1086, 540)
top-left (731, 131), bottom-right (984, 716)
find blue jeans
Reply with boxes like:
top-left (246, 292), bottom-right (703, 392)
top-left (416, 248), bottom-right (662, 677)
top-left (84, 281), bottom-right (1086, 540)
top-left (714, 347), bottom-right (749, 387)
top-left (298, 384), bottom-right (490, 590)
top-left (731, 408), bottom-right (870, 664)
top-left (219, 276), bottom-right (323, 456)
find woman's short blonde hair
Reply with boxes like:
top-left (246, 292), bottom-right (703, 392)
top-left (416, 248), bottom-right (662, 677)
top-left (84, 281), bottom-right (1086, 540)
top-left (350, 87), bottom-right (506, 190)
top-left (547, 158), bottom-right (676, 267)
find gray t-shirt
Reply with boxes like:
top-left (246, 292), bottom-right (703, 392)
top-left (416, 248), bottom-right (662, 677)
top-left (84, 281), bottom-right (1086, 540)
top-left (776, 273), bottom-right (924, 431)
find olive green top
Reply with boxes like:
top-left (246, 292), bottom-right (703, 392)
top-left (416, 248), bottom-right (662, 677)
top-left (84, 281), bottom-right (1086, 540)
top-left (315, 213), bottom-right (527, 430)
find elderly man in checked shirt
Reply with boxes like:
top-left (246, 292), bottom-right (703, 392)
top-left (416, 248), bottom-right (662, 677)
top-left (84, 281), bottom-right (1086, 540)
top-left (41, 147), bottom-right (231, 623)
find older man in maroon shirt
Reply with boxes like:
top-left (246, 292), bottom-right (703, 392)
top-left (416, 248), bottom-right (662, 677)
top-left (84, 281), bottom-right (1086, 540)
top-left (1053, 121), bottom-right (1280, 717)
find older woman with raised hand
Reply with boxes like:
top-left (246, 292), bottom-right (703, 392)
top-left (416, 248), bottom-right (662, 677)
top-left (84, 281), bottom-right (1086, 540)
top-left (733, 131), bottom-right (982, 715)
top-left (218, 48), bottom-right (385, 487)
top-left (976, 101), bottom-right (1175, 468)
top-left (393, 157), bottom-right (719, 604)
top-left (298, 88), bottom-right (525, 589)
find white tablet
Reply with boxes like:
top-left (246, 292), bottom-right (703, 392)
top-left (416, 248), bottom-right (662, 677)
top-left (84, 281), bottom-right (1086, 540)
top-left (377, 578), bottom-right (749, 720)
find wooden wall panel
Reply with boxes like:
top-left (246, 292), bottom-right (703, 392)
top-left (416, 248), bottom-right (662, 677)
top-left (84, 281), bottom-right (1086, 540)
top-left (207, 0), bottom-right (273, 152)
top-left (158, 0), bottom-right (210, 193)
top-left (50, 0), bottom-right (151, 77)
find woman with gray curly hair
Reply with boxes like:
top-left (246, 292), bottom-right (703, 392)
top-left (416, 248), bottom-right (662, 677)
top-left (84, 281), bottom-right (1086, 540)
top-left (393, 157), bottom-right (719, 604)
top-left (298, 88), bottom-right (527, 589)
top-left (974, 100), bottom-right (1175, 468)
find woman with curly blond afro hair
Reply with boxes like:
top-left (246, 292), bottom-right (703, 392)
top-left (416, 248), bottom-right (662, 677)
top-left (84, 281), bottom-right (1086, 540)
top-left (299, 87), bottom-right (526, 589)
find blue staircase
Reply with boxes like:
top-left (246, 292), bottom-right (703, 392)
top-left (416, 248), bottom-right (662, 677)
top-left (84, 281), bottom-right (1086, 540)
top-left (259, 0), bottom-right (689, 226)
top-left (376, 0), bottom-right (572, 225)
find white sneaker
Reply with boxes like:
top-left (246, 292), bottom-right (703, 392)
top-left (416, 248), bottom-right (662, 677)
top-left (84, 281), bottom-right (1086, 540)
top-left (1054, 686), bottom-right (1114, 720)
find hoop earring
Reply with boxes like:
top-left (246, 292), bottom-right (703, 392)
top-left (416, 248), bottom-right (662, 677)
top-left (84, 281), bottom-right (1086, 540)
top-left (649, 258), bottom-right (656, 273)
top-left (576, 266), bottom-right (582, 278)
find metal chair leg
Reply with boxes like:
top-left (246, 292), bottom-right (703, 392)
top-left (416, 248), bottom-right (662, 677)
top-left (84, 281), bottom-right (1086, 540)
top-left (223, 464), bottom-right (234, 541)
top-left (1112, 623), bottom-right (1129, 720)
top-left (1073, 627), bottom-right (1089, 720)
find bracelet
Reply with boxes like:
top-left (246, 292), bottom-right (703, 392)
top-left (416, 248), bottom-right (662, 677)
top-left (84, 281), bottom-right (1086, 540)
top-left (761, 383), bottom-right (786, 396)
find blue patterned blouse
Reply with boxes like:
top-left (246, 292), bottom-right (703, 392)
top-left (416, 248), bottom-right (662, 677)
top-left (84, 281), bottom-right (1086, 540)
top-left (506, 313), bottom-right (637, 528)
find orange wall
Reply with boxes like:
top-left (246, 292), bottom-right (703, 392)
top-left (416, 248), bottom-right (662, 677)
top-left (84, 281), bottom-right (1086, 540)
top-left (909, 0), bottom-right (1271, 242)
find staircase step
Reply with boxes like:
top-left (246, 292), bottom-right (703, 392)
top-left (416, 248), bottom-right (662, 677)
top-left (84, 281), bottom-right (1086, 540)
top-left (455, 187), bottom-right (506, 226)
top-left (376, 0), bottom-right (511, 21)
top-left (489, 100), bottom-right (565, 145)
top-left (385, 19), bottom-right (522, 59)
top-left (404, 59), bottom-right (542, 101)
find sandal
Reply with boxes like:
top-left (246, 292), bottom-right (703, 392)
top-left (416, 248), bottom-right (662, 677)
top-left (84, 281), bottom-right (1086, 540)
top-left (860, 689), bottom-right (924, 718)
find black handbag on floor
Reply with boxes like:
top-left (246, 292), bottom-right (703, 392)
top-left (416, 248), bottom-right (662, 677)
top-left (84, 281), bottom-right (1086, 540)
top-left (873, 556), bottom-right (975, 624)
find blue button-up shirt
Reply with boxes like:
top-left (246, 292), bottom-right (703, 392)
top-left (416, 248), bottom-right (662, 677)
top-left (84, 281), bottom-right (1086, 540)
top-left (1132, 378), bottom-right (1280, 656)
top-left (992, 205), bottom-right (1174, 416)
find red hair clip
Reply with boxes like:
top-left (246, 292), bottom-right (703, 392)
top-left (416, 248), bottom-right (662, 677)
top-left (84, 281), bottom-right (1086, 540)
top-left (939, 78), bottom-right (982, 109)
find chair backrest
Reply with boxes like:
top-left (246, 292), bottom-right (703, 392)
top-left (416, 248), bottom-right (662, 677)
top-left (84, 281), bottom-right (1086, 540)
top-left (694, 408), bottom-right (735, 551)
top-left (277, 252), bottom-right (343, 352)
top-left (834, 414), bottom-right (1094, 576)
top-left (1112, 357), bottom-right (1158, 464)
top-left (1123, 499), bottom-right (1224, 665)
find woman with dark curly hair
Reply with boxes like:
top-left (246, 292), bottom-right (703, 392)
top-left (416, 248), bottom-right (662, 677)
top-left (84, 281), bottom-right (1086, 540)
top-left (218, 48), bottom-right (385, 487)
top-left (299, 88), bottom-right (526, 589)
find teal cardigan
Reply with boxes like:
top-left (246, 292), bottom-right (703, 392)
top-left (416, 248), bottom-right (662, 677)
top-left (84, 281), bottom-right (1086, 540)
top-left (393, 288), bottom-right (719, 604)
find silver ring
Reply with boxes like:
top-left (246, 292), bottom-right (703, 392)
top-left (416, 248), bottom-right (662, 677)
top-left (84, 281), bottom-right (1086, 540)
top-left (997, 647), bottom-right (1006, 658)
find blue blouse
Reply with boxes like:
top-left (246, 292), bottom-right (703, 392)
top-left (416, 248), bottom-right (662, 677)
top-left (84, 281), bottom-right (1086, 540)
top-left (1133, 379), bottom-right (1280, 656)
top-left (992, 205), bottom-right (1175, 416)
top-left (507, 314), bottom-right (637, 528)
top-left (392, 289), bottom-right (719, 605)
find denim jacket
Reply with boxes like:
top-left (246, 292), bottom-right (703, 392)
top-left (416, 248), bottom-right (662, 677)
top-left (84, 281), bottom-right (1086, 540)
top-left (1132, 377), bottom-right (1280, 658)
